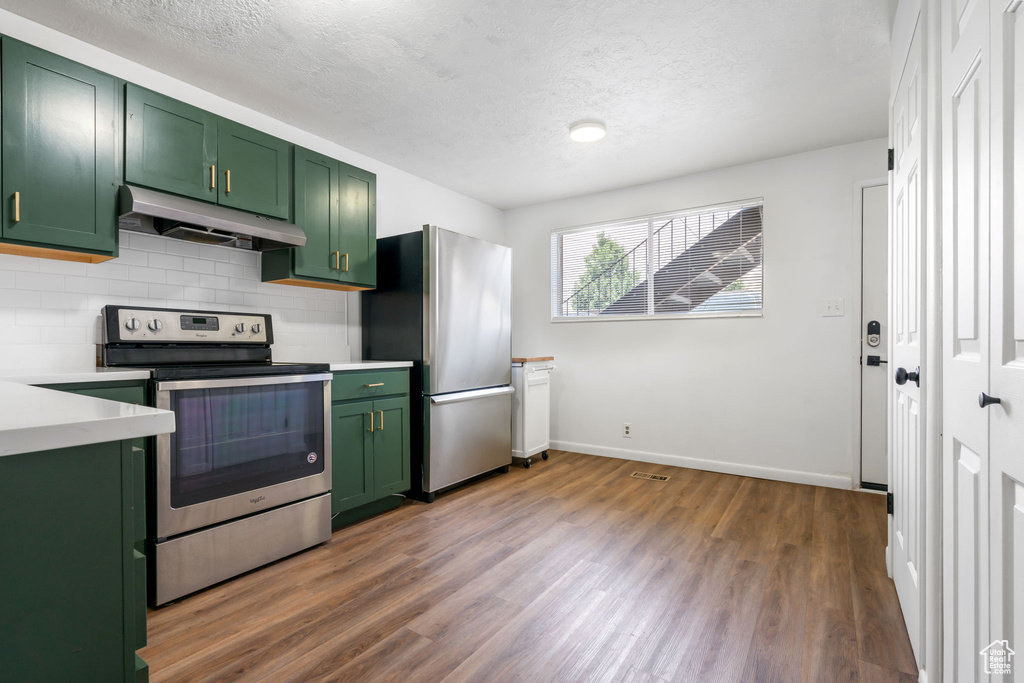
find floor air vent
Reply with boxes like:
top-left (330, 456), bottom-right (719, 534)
top-left (630, 471), bottom-right (670, 481)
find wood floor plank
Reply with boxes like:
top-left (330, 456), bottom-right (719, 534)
top-left (739, 542), bottom-right (811, 682)
top-left (801, 599), bottom-right (860, 683)
top-left (140, 454), bottom-right (917, 682)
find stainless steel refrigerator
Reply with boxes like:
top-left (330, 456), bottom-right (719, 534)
top-left (362, 225), bottom-right (513, 501)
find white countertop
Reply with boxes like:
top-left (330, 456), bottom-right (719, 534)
top-left (0, 367), bottom-right (152, 385)
top-left (329, 361), bottom-right (414, 371)
top-left (0, 381), bottom-right (175, 457)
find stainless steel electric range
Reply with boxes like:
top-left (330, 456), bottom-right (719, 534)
top-left (102, 305), bottom-right (332, 605)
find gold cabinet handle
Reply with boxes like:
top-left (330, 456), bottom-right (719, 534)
top-left (210, 165), bottom-right (216, 190)
top-left (364, 383), bottom-right (384, 387)
top-left (367, 412), bottom-right (374, 433)
top-left (377, 410), bottom-right (384, 431)
top-left (332, 251), bottom-right (340, 270)
top-left (225, 169), bottom-right (231, 194)
top-left (342, 253), bottom-right (349, 272)
top-left (12, 192), bottom-right (20, 223)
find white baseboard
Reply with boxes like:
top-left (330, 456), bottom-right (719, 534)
top-left (550, 440), bottom-right (854, 490)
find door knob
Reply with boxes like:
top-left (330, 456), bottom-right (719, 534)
top-left (979, 393), bottom-right (1002, 408)
top-left (895, 366), bottom-right (920, 387)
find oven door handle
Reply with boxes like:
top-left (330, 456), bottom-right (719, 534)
top-left (155, 372), bottom-right (333, 392)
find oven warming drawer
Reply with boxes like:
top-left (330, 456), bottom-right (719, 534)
top-left (154, 493), bottom-right (330, 605)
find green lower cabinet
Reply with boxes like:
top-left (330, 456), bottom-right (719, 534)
top-left (0, 440), bottom-right (145, 682)
top-left (373, 396), bottom-right (411, 497)
top-left (1, 37), bottom-right (120, 261)
top-left (330, 372), bottom-right (410, 526)
top-left (331, 400), bottom-right (375, 512)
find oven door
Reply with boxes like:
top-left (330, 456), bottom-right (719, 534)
top-left (154, 373), bottom-right (332, 538)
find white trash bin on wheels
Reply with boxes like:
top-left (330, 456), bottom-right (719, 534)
top-left (511, 357), bottom-right (555, 468)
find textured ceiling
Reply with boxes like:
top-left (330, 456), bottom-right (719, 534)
top-left (0, 0), bottom-right (895, 209)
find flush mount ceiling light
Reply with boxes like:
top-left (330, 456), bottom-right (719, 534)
top-left (569, 120), bottom-right (606, 143)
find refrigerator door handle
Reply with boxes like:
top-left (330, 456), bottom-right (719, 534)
top-left (429, 385), bottom-right (515, 405)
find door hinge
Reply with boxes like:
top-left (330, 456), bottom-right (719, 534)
top-left (887, 148), bottom-right (894, 171)
top-left (886, 491), bottom-right (894, 514)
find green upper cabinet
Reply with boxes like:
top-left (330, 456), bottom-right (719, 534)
top-left (124, 85), bottom-right (290, 219)
top-left (262, 149), bottom-right (376, 291)
top-left (1, 38), bottom-right (119, 261)
top-left (338, 161), bottom-right (376, 287)
top-left (217, 119), bottom-right (290, 219)
top-left (291, 146), bottom-right (338, 281)
top-left (125, 84), bottom-right (217, 203)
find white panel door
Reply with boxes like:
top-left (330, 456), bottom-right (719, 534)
top-left (990, 0), bottom-right (1024, 672)
top-left (890, 8), bottom-right (927, 663)
top-left (941, 0), bottom-right (992, 679)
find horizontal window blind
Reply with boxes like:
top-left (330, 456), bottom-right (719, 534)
top-left (551, 199), bottom-right (763, 320)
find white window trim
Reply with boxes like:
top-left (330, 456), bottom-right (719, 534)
top-left (549, 198), bottom-right (766, 323)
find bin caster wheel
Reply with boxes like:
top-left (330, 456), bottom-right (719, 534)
top-left (500, 465), bottom-right (510, 474)
top-left (541, 451), bottom-right (549, 460)
top-left (523, 459), bottom-right (532, 469)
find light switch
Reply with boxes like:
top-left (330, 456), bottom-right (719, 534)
top-left (820, 298), bottom-right (845, 317)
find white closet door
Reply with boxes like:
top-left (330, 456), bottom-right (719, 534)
top-left (941, 0), bottom-right (993, 679)
top-left (890, 2), bottom-right (928, 663)
top-left (990, 0), bottom-right (1024, 670)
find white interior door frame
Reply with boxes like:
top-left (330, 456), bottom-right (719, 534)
top-left (849, 177), bottom-right (890, 490)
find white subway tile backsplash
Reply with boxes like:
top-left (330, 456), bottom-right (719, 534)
top-left (0, 289), bottom-right (42, 309)
top-left (108, 280), bottom-right (149, 298)
top-left (165, 240), bottom-right (200, 258)
top-left (199, 273), bottom-right (228, 290)
top-left (128, 266), bottom-right (167, 284)
top-left (149, 253), bottom-right (184, 271)
top-left (0, 231), bottom-right (351, 367)
top-left (183, 257), bottom-right (217, 275)
top-left (16, 309), bottom-right (64, 327)
top-left (39, 260), bottom-right (88, 276)
top-left (16, 272), bottom-right (64, 291)
top-left (0, 254), bottom-right (40, 272)
top-left (148, 284), bottom-right (185, 300)
top-left (214, 262), bottom-right (243, 278)
top-left (40, 292), bottom-right (90, 310)
top-left (63, 275), bottom-right (109, 296)
top-left (128, 232), bottom-right (167, 253)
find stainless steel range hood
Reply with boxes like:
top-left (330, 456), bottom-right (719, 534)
top-left (118, 185), bottom-right (305, 251)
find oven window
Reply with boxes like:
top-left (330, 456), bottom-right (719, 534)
top-left (169, 381), bottom-right (325, 508)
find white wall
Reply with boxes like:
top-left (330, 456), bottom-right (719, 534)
top-left (506, 139), bottom-right (887, 489)
top-left (0, 10), bottom-right (503, 368)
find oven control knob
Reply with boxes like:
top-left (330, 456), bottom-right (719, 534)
top-left (251, 323), bottom-right (263, 334)
top-left (148, 319), bottom-right (163, 332)
top-left (124, 317), bottom-right (141, 332)
top-left (235, 323), bottom-right (247, 333)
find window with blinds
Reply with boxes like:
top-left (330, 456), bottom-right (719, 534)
top-left (550, 199), bottom-right (764, 320)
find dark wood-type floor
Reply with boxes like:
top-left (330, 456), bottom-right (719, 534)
top-left (141, 451), bottom-right (918, 682)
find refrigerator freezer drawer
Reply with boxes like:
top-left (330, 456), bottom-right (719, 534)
top-left (426, 386), bottom-right (513, 493)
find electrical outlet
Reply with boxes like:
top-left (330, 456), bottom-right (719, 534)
top-left (623, 422), bottom-right (632, 438)
top-left (820, 298), bottom-right (845, 317)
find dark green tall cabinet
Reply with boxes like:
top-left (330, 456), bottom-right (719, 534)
top-left (124, 84), bottom-right (291, 220)
top-left (263, 147), bottom-right (376, 292)
top-left (1, 38), bottom-right (120, 262)
top-left (330, 369), bottom-right (410, 527)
